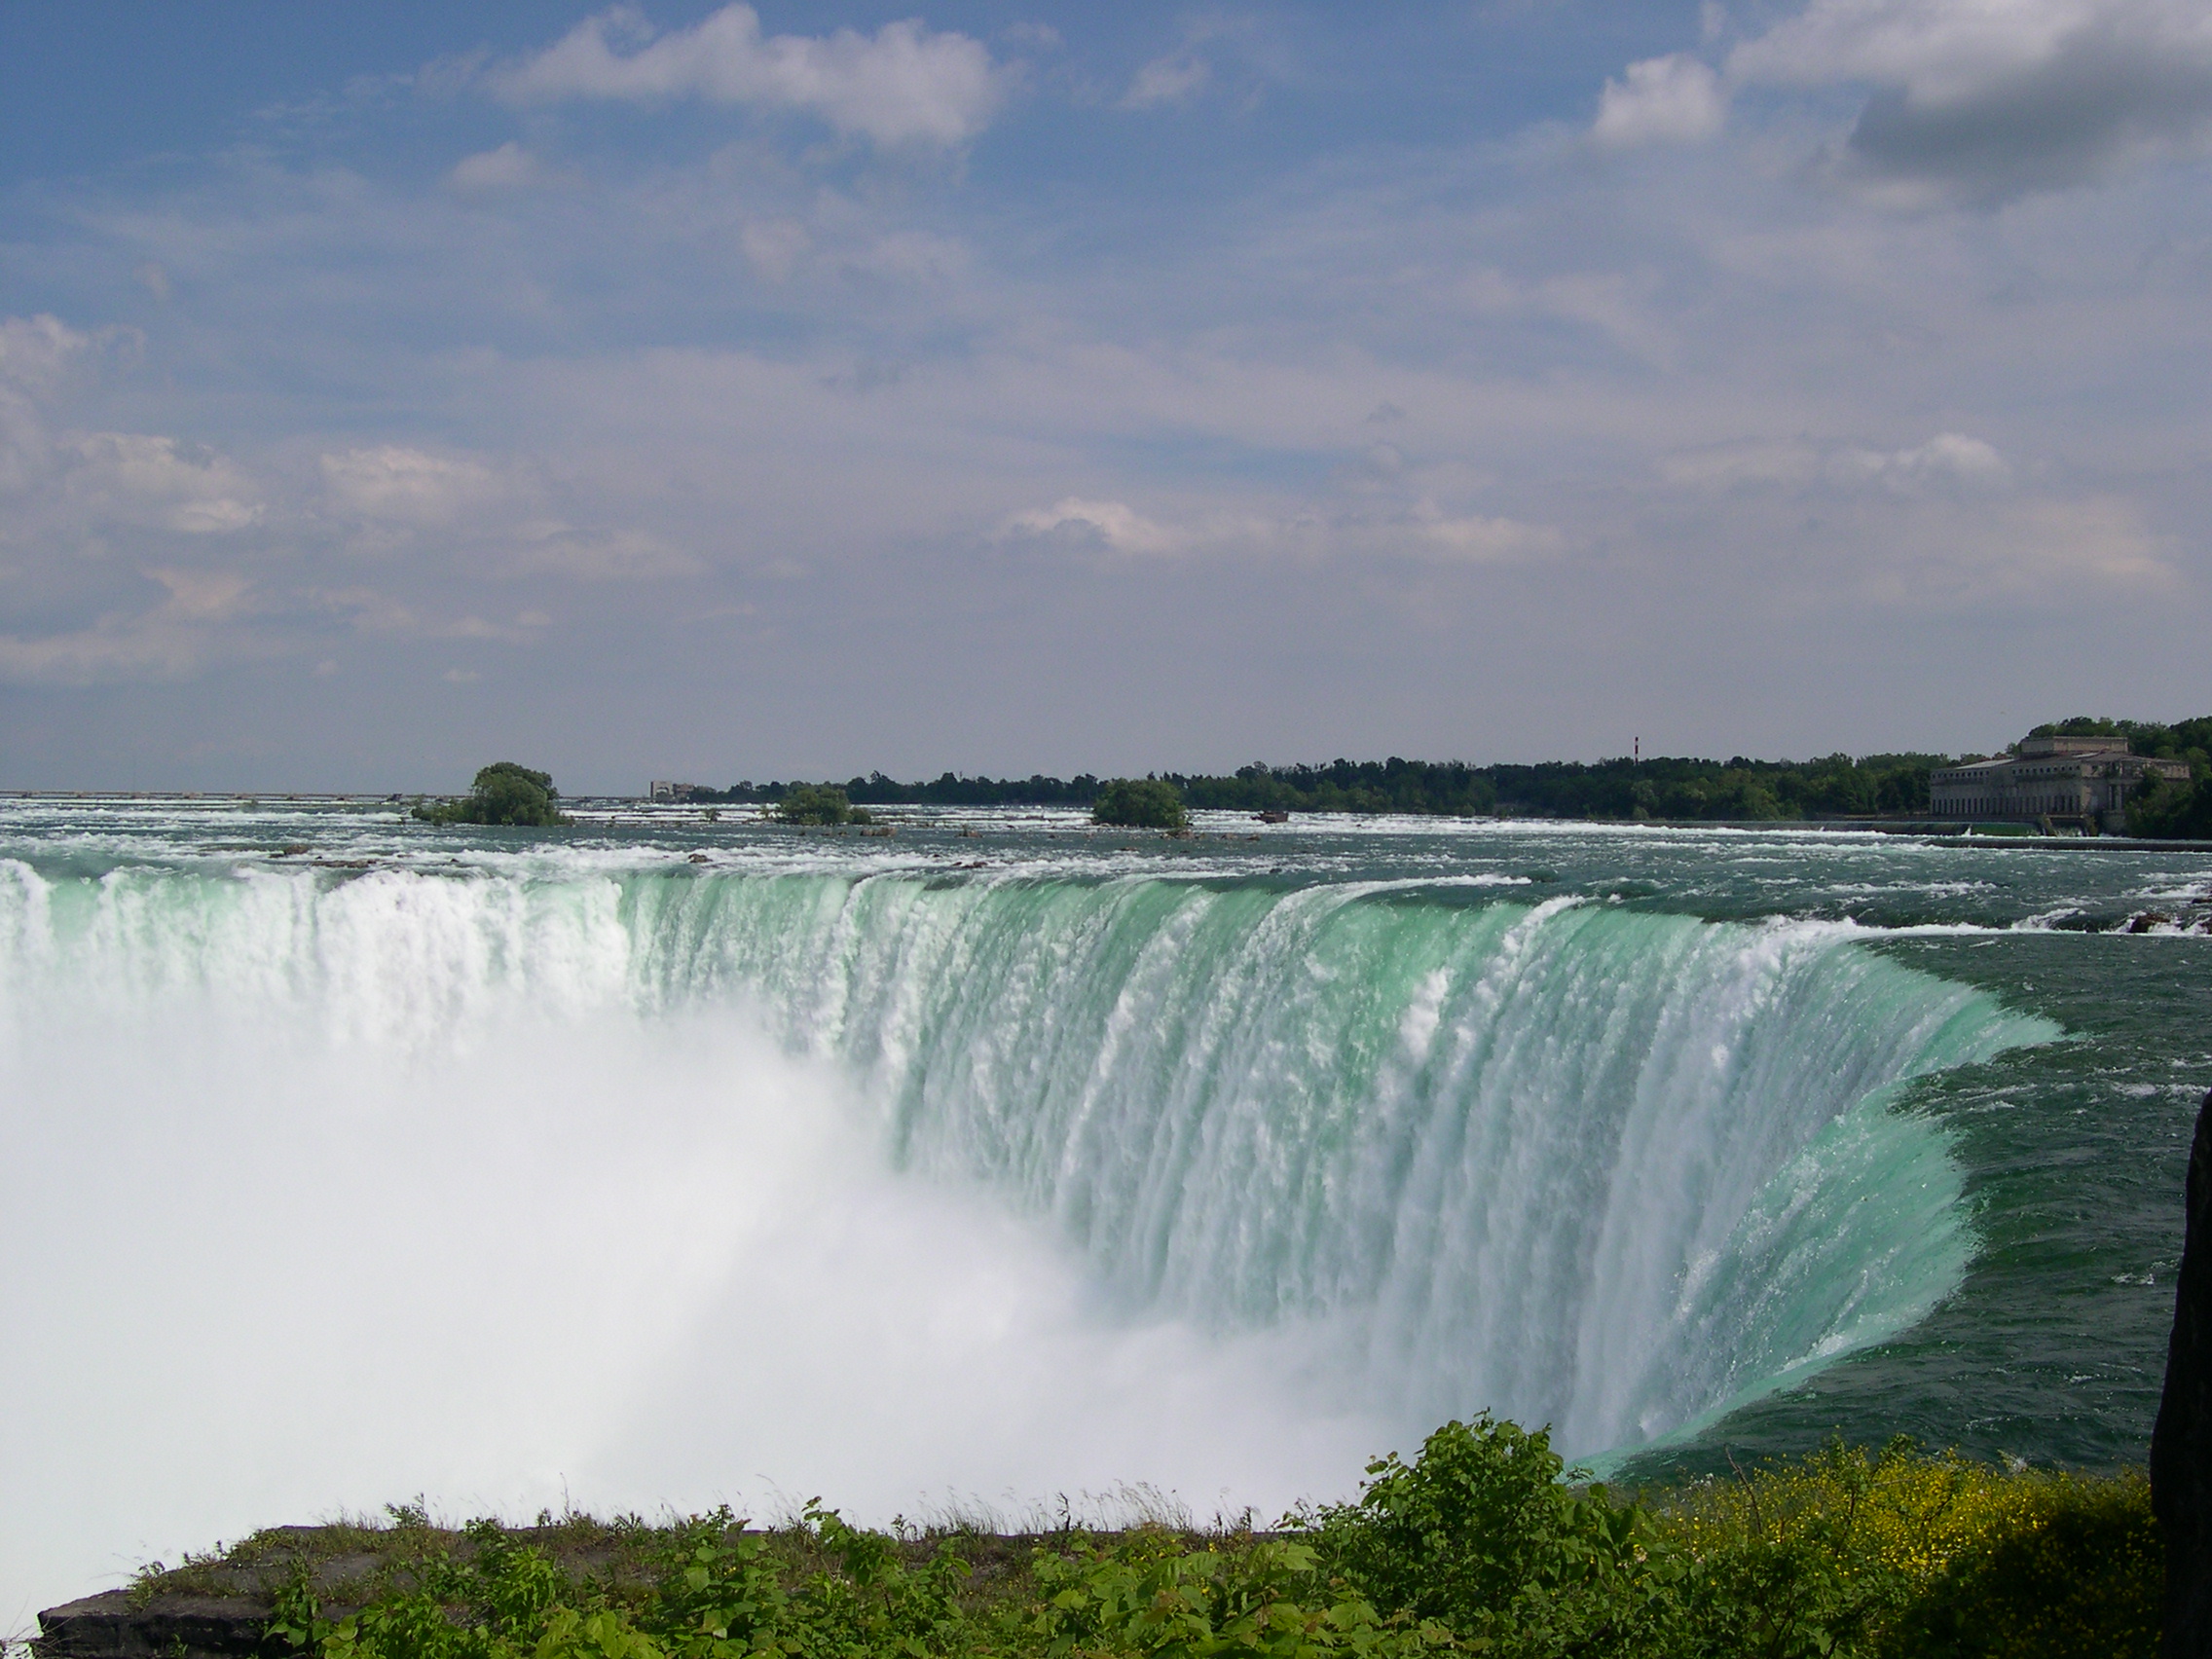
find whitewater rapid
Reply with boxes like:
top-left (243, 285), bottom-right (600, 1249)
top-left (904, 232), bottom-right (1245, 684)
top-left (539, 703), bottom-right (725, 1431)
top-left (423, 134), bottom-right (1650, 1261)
top-left (0, 843), bottom-right (2058, 1628)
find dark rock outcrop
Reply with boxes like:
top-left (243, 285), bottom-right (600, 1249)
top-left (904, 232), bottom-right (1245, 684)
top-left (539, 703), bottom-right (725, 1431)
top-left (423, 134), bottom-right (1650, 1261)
top-left (33, 1592), bottom-right (272, 1659)
top-left (2154, 1087), bottom-right (2212, 1657)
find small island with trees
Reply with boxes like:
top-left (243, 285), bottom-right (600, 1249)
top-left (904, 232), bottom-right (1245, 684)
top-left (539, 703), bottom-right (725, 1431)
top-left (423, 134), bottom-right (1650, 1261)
top-left (413, 762), bottom-right (570, 828)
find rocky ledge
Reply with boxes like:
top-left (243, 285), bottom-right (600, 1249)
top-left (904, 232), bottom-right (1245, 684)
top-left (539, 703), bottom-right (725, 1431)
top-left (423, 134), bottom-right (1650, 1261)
top-left (34, 1591), bottom-right (276, 1659)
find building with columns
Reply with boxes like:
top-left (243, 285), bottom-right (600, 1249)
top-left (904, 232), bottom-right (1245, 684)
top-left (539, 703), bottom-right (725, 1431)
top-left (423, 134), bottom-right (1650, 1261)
top-left (1929, 734), bottom-right (2189, 831)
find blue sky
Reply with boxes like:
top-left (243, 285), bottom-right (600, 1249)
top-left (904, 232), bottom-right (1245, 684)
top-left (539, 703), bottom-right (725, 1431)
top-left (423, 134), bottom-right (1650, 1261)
top-left (2, 0), bottom-right (2209, 792)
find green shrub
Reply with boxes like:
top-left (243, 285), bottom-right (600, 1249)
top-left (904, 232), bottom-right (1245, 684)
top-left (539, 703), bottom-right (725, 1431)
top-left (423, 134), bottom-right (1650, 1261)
top-left (413, 763), bottom-right (568, 828)
top-left (1027, 1533), bottom-right (1449, 1656)
top-left (1311, 1416), bottom-right (1677, 1656)
top-left (776, 786), bottom-right (871, 827)
top-left (1874, 1471), bottom-right (2158, 1658)
top-left (1658, 1439), bottom-right (2159, 1659)
top-left (1092, 778), bottom-right (1188, 830)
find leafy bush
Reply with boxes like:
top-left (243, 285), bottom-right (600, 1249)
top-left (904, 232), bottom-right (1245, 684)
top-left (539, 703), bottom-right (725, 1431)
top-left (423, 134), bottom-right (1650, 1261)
top-left (776, 786), bottom-right (872, 827)
top-left (1659, 1439), bottom-right (2158, 1658)
top-left (414, 763), bottom-right (568, 828)
top-left (1092, 778), bottom-right (1188, 830)
top-left (1310, 1417), bottom-right (1676, 1656)
top-left (1028, 1533), bottom-right (1449, 1655)
top-left (1870, 1470), bottom-right (2158, 1657)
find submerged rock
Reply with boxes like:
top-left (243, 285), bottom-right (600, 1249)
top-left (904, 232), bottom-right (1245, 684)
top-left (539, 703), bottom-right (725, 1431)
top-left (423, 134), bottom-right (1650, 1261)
top-left (2153, 1087), bottom-right (2212, 1656)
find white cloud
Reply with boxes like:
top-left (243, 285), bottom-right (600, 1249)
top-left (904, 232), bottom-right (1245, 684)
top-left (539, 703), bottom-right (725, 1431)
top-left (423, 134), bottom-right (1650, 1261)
top-left (741, 218), bottom-right (812, 282)
top-left (1730, 0), bottom-right (2121, 102)
top-left (451, 141), bottom-right (543, 191)
top-left (312, 586), bottom-right (529, 641)
top-left (1593, 54), bottom-right (1727, 147)
top-left (1662, 432), bottom-right (2010, 494)
top-left (1410, 505), bottom-right (1565, 562)
top-left (1724, 0), bottom-right (2212, 199)
top-left (1004, 498), bottom-right (1188, 555)
top-left (0, 316), bottom-right (88, 498)
top-left (321, 446), bottom-right (503, 525)
top-left (1459, 267), bottom-right (1677, 365)
top-left (1867, 494), bottom-right (2175, 602)
top-left (1658, 439), bottom-right (1825, 490)
top-left (0, 319), bottom-right (264, 536)
top-left (1831, 431), bottom-right (2011, 490)
top-left (489, 3), bottom-right (1003, 147)
top-left (504, 525), bottom-right (706, 580)
top-left (143, 565), bottom-right (253, 621)
top-left (0, 568), bottom-right (253, 686)
top-left (0, 313), bottom-right (90, 392)
top-left (1984, 495), bottom-right (2170, 585)
top-left (1123, 53), bottom-right (1211, 109)
top-left (65, 433), bottom-right (261, 534)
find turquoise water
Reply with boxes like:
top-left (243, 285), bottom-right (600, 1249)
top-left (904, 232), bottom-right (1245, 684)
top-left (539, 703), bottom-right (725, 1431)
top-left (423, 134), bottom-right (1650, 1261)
top-left (1, 796), bottom-right (2206, 1613)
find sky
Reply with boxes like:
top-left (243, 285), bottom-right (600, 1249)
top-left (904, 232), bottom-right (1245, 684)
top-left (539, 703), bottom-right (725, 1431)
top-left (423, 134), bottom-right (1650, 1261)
top-left (1, 0), bottom-right (2209, 793)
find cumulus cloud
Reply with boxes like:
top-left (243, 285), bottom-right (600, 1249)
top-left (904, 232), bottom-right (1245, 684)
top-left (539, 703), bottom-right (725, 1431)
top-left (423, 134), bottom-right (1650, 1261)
top-left (488, 3), bottom-right (1003, 147)
top-left (741, 218), bottom-right (812, 282)
top-left (1726, 0), bottom-right (2212, 201)
top-left (64, 434), bottom-right (261, 534)
top-left (321, 445), bottom-right (503, 525)
top-left (451, 141), bottom-right (542, 191)
top-left (0, 320), bottom-right (264, 542)
top-left (1592, 54), bottom-right (1727, 146)
top-left (1123, 53), bottom-right (1212, 109)
top-left (1003, 497), bottom-right (1188, 555)
top-left (504, 524), bottom-right (706, 580)
top-left (0, 312), bottom-right (91, 393)
top-left (1410, 507), bottom-right (1565, 562)
top-left (1459, 267), bottom-right (1677, 366)
top-left (0, 315), bottom-right (93, 490)
top-left (0, 313), bottom-right (90, 391)
top-left (0, 568), bottom-right (254, 686)
top-left (1866, 494), bottom-right (2176, 602)
top-left (1831, 431), bottom-right (2011, 490)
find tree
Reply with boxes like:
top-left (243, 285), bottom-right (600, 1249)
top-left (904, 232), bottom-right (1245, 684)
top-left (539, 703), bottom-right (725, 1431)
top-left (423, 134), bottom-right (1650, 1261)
top-left (1092, 777), bottom-right (1188, 830)
top-left (413, 762), bottom-right (569, 827)
top-left (2129, 771), bottom-right (2212, 839)
top-left (777, 785), bottom-right (871, 827)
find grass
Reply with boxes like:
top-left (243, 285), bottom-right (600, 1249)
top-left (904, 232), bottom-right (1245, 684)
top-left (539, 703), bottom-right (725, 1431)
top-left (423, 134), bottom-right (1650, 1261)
top-left (121, 1426), bottom-right (2160, 1658)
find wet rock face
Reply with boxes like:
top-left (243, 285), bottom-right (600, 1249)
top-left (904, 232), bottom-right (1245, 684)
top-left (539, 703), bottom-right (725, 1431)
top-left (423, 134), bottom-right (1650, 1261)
top-left (2154, 1088), bottom-right (2212, 1658)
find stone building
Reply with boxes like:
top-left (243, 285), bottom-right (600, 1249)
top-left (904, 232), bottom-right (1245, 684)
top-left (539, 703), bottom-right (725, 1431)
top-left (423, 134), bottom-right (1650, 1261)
top-left (1929, 734), bottom-right (2190, 831)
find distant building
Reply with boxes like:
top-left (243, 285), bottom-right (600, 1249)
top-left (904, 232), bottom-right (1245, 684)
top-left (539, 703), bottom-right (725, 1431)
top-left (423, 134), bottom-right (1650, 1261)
top-left (647, 780), bottom-right (705, 801)
top-left (1929, 735), bottom-right (2188, 831)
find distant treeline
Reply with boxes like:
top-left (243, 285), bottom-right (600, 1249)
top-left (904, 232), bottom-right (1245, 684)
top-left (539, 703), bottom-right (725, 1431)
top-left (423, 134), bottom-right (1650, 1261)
top-left (2034, 715), bottom-right (2212, 769)
top-left (676, 753), bottom-right (1945, 822)
top-left (670, 716), bottom-right (2212, 827)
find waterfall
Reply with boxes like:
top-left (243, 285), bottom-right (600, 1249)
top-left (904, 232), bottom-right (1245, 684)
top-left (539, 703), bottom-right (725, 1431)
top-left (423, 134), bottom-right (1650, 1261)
top-left (618, 870), bottom-right (2051, 1453)
top-left (2, 860), bottom-right (2051, 1460)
